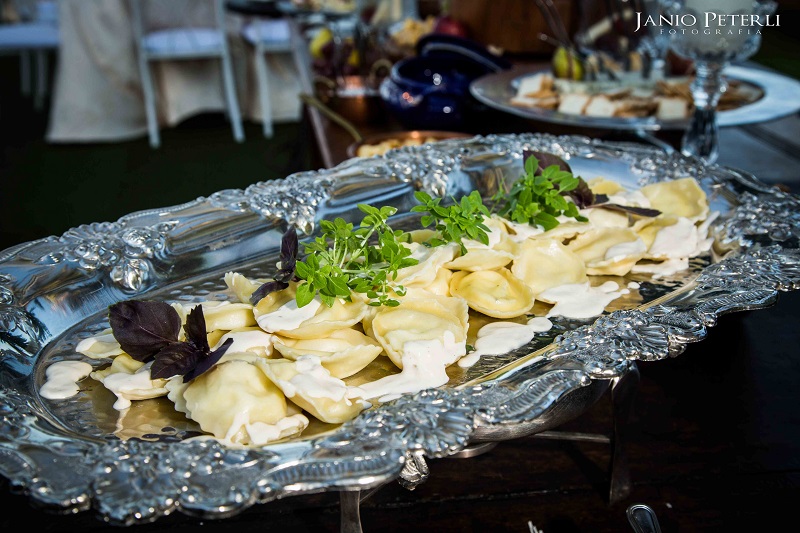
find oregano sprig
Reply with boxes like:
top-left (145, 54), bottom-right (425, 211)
top-left (411, 190), bottom-right (491, 254)
top-left (293, 204), bottom-right (418, 308)
top-left (492, 152), bottom-right (588, 231)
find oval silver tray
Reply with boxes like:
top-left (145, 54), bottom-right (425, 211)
top-left (1, 133), bottom-right (798, 526)
top-left (470, 65), bottom-right (800, 131)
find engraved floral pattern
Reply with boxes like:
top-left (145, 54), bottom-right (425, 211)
top-left (37, 221), bottom-right (175, 292)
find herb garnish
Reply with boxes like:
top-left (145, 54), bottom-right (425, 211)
top-left (108, 300), bottom-right (233, 382)
top-left (293, 203), bottom-right (418, 308)
top-left (411, 190), bottom-right (491, 254)
top-left (493, 151), bottom-right (587, 231)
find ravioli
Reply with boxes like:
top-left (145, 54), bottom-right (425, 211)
top-left (366, 294), bottom-right (469, 368)
top-left (272, 328), bottom-right (383, 378)
top-left (170, 357), bottom-right (297, 445)
top-left (256, 356), bottom-right (369, 424)
top-left (640, 177), bottom-right (709, 222)
top-left (511, 239), bottom-right (587, 297)
top-left (449, 268), bottom-right (535, 319)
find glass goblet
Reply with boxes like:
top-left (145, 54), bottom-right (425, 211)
top-left (661, 0), bottom-right (777, 163)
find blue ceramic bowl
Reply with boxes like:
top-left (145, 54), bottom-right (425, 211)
top-left (379, 35), bottom-right (511, 130)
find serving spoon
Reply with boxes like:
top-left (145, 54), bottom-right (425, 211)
top-left (627, 503), bottom-right (663, 533)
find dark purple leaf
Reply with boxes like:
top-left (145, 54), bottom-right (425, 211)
top-left (566, 178), bottom-right (600, 208)
top-left (183, 338), bottom-right (234, 383)
top-left (592, 203), bottom-right (662, 217)
top-left (249, 280), bottom-right (290, 306)
top-left (150, 342), bottom-right (201, 379)
top-left (525, 150), bottom-right (572, 175)
top-left (184, 305), bottom-right (209, 352)
top-left (250, 227), bottom-right (299, 305)
top-left (276, 226), bottom-right (298, 283)
top-left (108, 300), bottom-right (181, 362)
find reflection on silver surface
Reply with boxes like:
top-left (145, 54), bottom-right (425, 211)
top-left (0, 133), bottom-right (798, 525)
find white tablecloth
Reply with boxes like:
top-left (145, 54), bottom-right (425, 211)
top-left (46, 0), bottom-right (302, 143)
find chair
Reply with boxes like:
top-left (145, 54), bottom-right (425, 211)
top-left (0, 0), bottom-right (60, 110)
top-left (240, 16), bottom-right (293, 138)
top-left (130, 0), bottom-right (244, 148)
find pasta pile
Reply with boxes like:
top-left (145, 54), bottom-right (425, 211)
top-left (73, 176), bottom-right (713, 447)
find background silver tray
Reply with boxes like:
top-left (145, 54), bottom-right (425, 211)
top-left (0, 133), bottom-right (798, 527)
top-left (470, 65), bottom-right (800, 131)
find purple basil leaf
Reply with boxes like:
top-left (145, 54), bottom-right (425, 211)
top-left (566, 178), bottom-right (597, 208)
top-left (149, 342), bottom-right (202, 379)
top-left (184, 305), bottom-right (209, 352)
top-left (183, 337), bottom-right (234, 383)
top-left (249, 280), bottom-right (290, 306)
top-left (108, 300), bottom-right (181, 362)
top-left (276, 226), bottom-right (298, 283)
top-left (249, 227), bottom-right (299, 304)
top-left (526, 150), bottom-right (572, 175)
top-left (593, 203), bottom-right (662, 217)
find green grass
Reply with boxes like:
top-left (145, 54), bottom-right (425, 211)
top-left (0, 56), bottom-right (312, 251)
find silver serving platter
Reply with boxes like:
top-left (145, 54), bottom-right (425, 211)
top-left (1, 133), bottom-right (799, 526)
top-left (470, 65), bottom-right (800, 131)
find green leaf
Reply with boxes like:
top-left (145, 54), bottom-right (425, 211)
top-left (295, 282), bottom-right (315, 307)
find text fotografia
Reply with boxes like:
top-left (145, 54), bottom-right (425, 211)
top-left (634, 12), bottom-right (780, 34)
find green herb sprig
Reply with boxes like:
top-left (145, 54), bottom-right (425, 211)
top-left (493, 154), bottom-right (588, 231)
top-left (411, 190), bottom-right (491, 254)
top-left (293, 204), bottom-right (418, 308)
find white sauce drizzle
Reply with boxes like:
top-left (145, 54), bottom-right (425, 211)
top-left (225, 411), bottom-right (309, 446)
top-left (627, 281), bottom-right (641, 289)
top-left (355, 331), bottom-right (466, 402)
top-left (277, 355), bottom-right (360, 404)
top-left (631, 258), bottom-right (689, 278)
top-left (40, 361), bottom-right (93, 400)
top-left (75, 332), bottom-right (122, 359)
top-left (607, 190), bottom-right (651, 208)
top-left (458, 317), bottom-right (553, 368)
top-left (212, 329), bottom-right (274, 355)
top-left (539, 281), bottom-right (628, 319)
top-left (257, 297), bottom-right (321, 332)
top-left (101, 361), bottom-right (167, 410)
top-left (501, 218), bottom-right (545, 241)
top-left (648, 217), bottom-right (699, 259)
top-left (605, 238), bottom-right (647, 261)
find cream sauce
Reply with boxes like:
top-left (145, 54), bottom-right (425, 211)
top-left (75, 332), bottom-right (123, 359)
top-left (500, 218), bottom-right (545, 241)
top-left (648, 217), bottom-right (699, 259)
top-left (101, 362), bottom-right (168, 410)
top-left (212, 329), bottom-right (274, 356)
top-left (40, 361), bottom-right (93, 400)
top-left (226, 412), bottom-right (309, 446)
top-left (257, 297), bottom-right (322, 332)
top-left (607, 190), bottom-right (651, 208)
top-left (355, 330), bottom-right (466, 402)
top-left (279, 355), bottom-right (360, 404)
top-left (458, 317), bottom-right (553, 368)
top-left (605, 238), bottom-right (647, 261)
top-left (631, 258), bottom-right (689, 278)
top-left (539, 281), bottom-right (629, 319)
